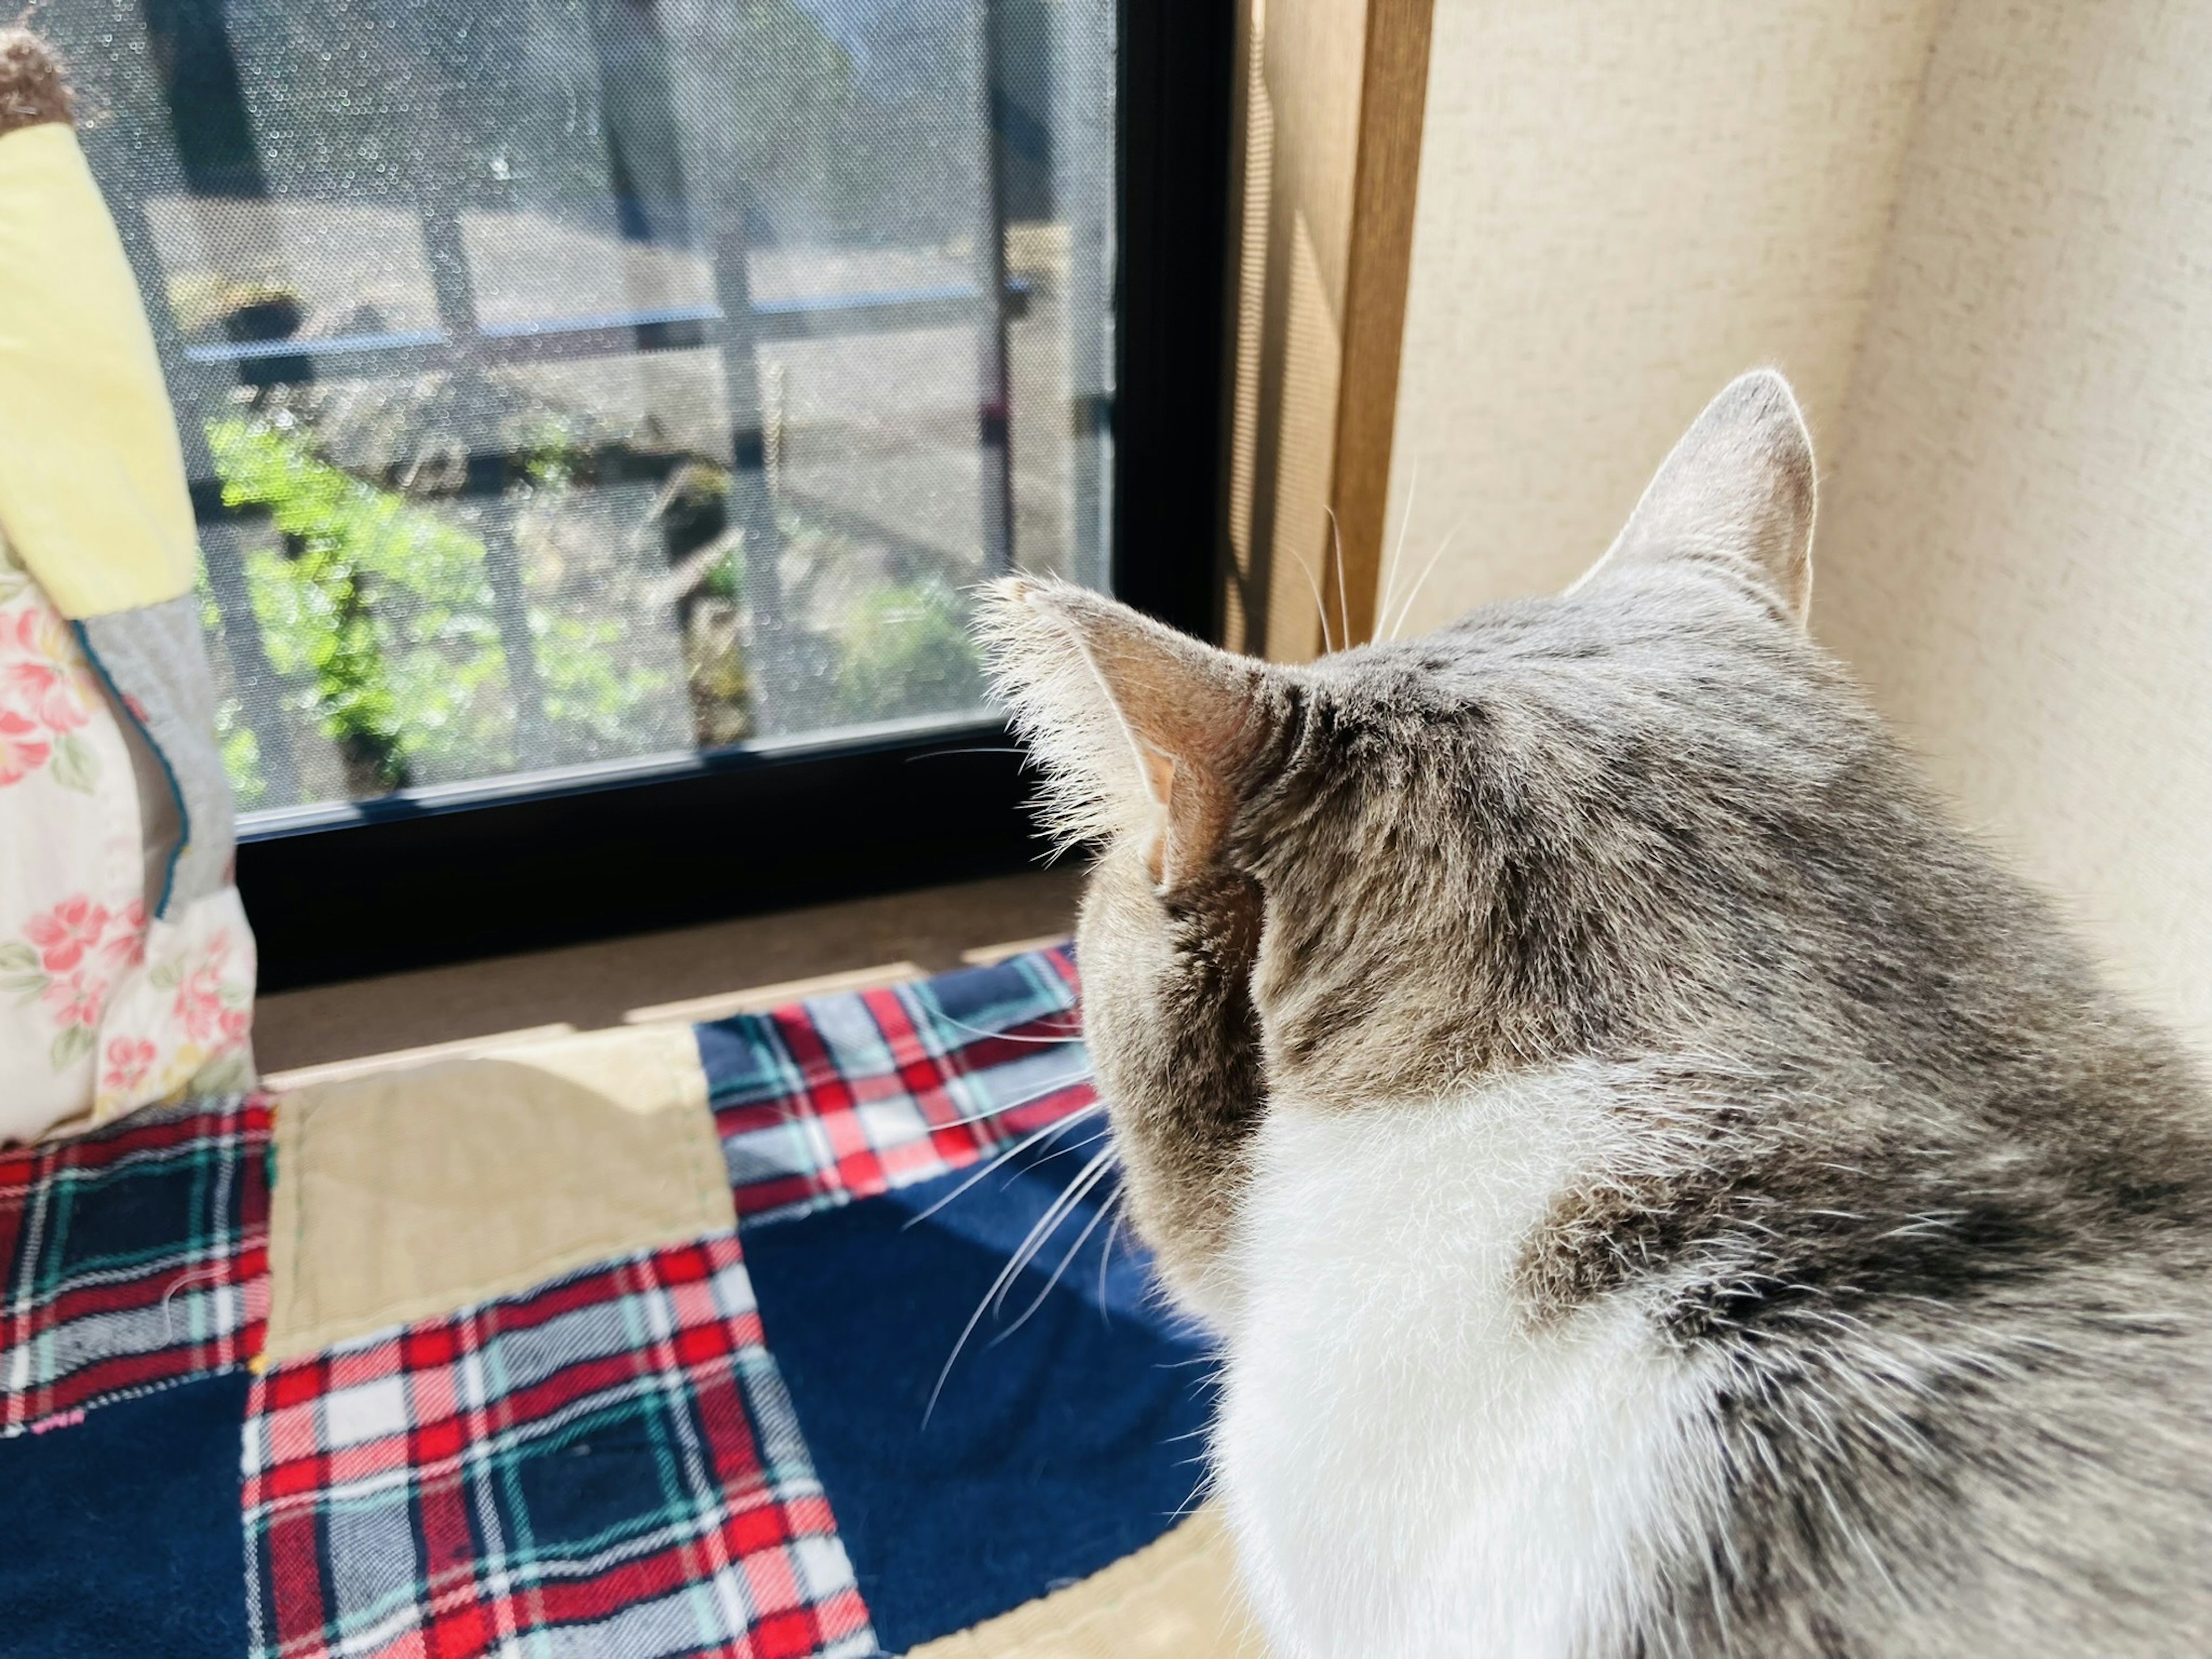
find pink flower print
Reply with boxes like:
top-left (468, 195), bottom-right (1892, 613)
top-left (5, 661), bottom-right (88, 733)
top-left (176, 959), bottom-right (232, 1044)
top-left (41, 971), bottom-right (106, 1030)
top-left (3, 660), bottom-right (87, 734)
top-left (0, 709), bottom-right (49, 786)
top-left (7, 609), bottom-right (93, 733)
top-left (26, 895), bottom-right (110, 974)
top-left (103, 1037), bottom-right (157, 1094)
top-left (100, 899), bottom-right (149, 972)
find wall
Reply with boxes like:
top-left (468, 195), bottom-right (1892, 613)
top-left (1266, 0), bottom-right (2212, 1044)
top-left (1816, 0), bottom-right (2212, 1046)
top-left (1381, 1), bottom-right (1946, 637)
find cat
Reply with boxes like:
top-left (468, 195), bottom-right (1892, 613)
top-left (976, 370), bottom-right (2212, 1658)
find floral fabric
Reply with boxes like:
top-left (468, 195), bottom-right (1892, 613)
top-left (0, 539), bottom-right (254, 1142)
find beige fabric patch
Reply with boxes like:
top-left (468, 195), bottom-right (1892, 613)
top-left (904, 1505), bottom-right (1264, 1659)
top-left (266, 1022), bottom-right (729, 1359)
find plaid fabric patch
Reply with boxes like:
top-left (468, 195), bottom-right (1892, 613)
top-left (241, 1233), bottom-right (875, 1659)
top-left (1, 1093), bottom-right (271, 1435)
top-left (698, 948), bottom-right (1097, 1226)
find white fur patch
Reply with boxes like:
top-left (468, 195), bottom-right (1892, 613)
top-left (1214, 1070), bottom-right (1720, 1658)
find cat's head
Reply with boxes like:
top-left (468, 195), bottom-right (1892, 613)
top-left (980, 371), bottom-right (1869, 1309)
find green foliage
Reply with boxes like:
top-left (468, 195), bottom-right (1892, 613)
top-left (200, 413), bottom-right (998, 804)
top-left (698, 544), bottom-right (744, 603)
top-left (518, 414), bottom-right (587, 491)
top-left (828, 580), bottom-right (987, 725)
top-left (535, 612), bottom-right (671, 747)
top-left (214, 700), bottom-right (268, 809)
top-left (196, 562), bottom-right (271, 808)
top-left (211, 415), bottom-right (507, 789)
top-left (207, 412), bottom-right (687, 798)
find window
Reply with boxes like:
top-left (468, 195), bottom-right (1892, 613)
top-left (42, 0), bottom-right (1228, 982)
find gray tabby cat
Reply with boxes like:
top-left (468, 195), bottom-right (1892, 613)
top-left (978, 371), bottom-right (2212, 1658)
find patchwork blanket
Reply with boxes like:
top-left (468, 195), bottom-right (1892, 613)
top-left (0, 949), bottom-right (1256, 1658)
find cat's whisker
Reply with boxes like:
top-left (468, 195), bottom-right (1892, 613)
top-left (933, 1027), bottom-right (1088, 1047)
top-left (1375, 459), bottom-right (1419, 643)
top-left (1164, 1482), bottom-right (1213, 1524)
top-left (924, 1146), bottom-right (1116, 1424)
top-left (1296, 550), bottom-right (1335, 656)
top-left (1096, 1195), bottom-right (1126, 1319)
top-left (159, 1263), bottom-right (227, 1342)
top-left (990, 1171), bottom-right (1122, 1343)
top-left (1384, 516), bottom-right (1465, 643)
top-left (1325, 506), bottom-right (1351, 652)
top-left (923, 1009), bottom-right (1086, 1046)
top-left (900, 1103), bottom-right (1102, 1230)
top-left (1025, 1121), bottom-right (1114, 1174)
top-left (927, 1067), bottom-right (1094, 1130)
top-left (987, 1147), bottom-right (1119, 1319)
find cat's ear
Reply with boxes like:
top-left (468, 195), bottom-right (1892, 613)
top-left (978, 578), bottom-right (1275, 891)
top-left (1573, 368), bottom-right (1817, 626)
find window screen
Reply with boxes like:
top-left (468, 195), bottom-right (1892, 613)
top-left (43, 0), bottom-right (1114, 820)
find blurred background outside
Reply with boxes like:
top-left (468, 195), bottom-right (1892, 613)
top-left (40, 0), bottom-right (1115, 820)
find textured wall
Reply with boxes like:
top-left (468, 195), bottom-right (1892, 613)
top-left (1381, 1), bottom-right (1945, 637)
top-left (1817, 0), bottom-right (2212, 1047)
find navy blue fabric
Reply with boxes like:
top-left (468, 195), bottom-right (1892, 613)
top-left (742, 1143), bottom-right (1217, 1654)
top-left (0, 1372), bottom-right (251, 1658)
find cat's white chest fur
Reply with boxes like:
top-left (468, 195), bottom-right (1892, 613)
top-left (1214, 1073), bottom-right (1715, 1659)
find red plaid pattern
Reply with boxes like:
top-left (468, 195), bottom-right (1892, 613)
top-left (700, 946), bottom-right (1098, 1225)
top-left (1, 1093), bottom-right (270, 1434)
top-left (241, 1234), bottom-right (874, 1659)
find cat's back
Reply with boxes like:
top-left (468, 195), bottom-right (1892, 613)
top-left (1568, 611), bottom-right (2212, 1649)
top-left (1677, 988), bottom-right (2212, 1659)
top-left (1214, 989), bottom-right (2212, 1659)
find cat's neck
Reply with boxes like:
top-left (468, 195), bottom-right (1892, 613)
top-left (1214, 1070), bottom-right (1707, 1658)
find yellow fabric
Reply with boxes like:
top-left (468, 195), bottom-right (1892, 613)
top-left (0, 123), bottom-right (198, 618)
top-left (903, 1506), bottom-right (1264, 1659)
top-left (265, 1022), bottom-right (731, 1360)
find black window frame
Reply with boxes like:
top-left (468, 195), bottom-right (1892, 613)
top-left (184, 0), bottom-right (1235, 989)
